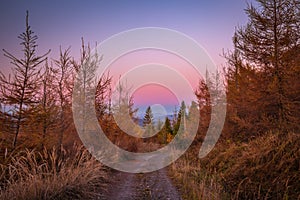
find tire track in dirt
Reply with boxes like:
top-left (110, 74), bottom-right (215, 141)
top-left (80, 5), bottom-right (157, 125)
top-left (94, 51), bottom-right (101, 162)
top-left (102, 168), bottom-right (182, 200)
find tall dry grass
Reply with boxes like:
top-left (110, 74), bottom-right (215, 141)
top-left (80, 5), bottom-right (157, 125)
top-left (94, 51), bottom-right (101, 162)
top-left (0, 146), bottom-right (107, 200)
top-left (217, 131), bottom-right (300, 199)
top-left (169, 131), bottom-right (300, 199)
top-left (170, 153), bottom-right (225, 200)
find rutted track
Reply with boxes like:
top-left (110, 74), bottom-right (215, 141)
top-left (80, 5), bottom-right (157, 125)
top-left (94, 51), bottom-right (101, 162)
top-left (102, 168), bottom-right (182, 200)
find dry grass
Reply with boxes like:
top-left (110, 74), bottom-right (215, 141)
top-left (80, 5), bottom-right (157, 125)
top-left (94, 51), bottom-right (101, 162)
top-left (0, 146), bottom-right (107, 200)
top-left (172, 131), bottom-right (300, 199)
top-left (220, 132), bottom-right (300, 199)
top-left (169, 153), bottom-right (225, 200)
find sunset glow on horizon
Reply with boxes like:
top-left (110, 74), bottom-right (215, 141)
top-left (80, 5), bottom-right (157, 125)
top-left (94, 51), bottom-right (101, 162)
top-left (106, 48), bottom-right (201, 109)
top-left (132, 83), bottom-right (179, 107)
top-left (0, 0), bottom-right (252, 116)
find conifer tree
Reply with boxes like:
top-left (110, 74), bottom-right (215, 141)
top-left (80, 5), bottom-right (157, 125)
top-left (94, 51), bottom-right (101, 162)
top-left (173, 101), bottom-right (187, 135)
top-left (233, 0), bottom-right (300, 131)
top-left (143, 106), bottom-right (153, 126)
top-left (143, 106), bottom-right (154, 137)
top-left (0, 11), bottom-right (49, 147)
top-left (52, 47), bottom-right (73, 148)
top-left (157, 117), bottom-right (173, 144)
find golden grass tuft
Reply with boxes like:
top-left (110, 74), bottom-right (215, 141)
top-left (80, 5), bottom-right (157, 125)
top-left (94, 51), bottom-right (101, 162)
top-left (0, 146), bottom-right (107, 200)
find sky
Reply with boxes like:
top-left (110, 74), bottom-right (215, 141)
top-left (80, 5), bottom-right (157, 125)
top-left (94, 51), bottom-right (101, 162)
top-left (0, 0), bottom-right (253, 116)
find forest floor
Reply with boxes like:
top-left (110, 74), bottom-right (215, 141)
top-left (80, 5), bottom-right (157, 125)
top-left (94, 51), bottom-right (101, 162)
top-left (101, 168), bottom-right (182, 200)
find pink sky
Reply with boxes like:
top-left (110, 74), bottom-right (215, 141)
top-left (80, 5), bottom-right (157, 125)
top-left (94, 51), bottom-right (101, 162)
top-left (106, 49), bottom-right (202, 106)
top-left (132, 83), bottom-right (179, 106)
top-left (0, 0), bottom-right (252, 114)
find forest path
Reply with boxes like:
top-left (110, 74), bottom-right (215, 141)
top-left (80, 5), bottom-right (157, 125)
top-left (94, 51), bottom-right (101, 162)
top-left (101, 168), bottom-right (182, 200)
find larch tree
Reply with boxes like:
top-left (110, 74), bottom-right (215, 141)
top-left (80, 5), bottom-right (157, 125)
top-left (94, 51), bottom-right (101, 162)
top-left (52, 47), bottom-right (73, 149)
top-left (0, 11), bottom-right (49, 148)
top-left (95, 72), bottom-right (112, 118)
top-left (195, 72), bottom-right (211, 137)
top-left (72, 38), bottom-right (111, 120)
top-left (233, 0), bottom-right (300, 131)
top-left (37, 60), bottom-right (58, 146)
top-left (24, 59), bottom-right (58, 147)
top-left (112, 81), bottom-right (138, 132)
top-left (186, 101), bottom-right (199, 138)
top-left (173, 101), bottom-right (187, 135)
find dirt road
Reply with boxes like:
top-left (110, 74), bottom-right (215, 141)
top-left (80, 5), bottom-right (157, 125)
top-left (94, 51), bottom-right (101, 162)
top-left (101, 168), bottom-right (182, 200)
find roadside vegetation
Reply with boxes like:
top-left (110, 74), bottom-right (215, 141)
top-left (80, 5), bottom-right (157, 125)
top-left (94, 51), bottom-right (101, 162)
top-left (0, 0), bottom-right (299, 199)
top-left (170, 0), bottom-right (299, 199)
top-left (0, 146), bottom-right (107, 200)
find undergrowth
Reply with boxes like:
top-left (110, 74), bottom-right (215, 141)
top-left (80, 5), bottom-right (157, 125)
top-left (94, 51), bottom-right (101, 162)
top-left (170, 131), bottom-right (300, 199)
top-left (0, 146), bottom-right (107, 200)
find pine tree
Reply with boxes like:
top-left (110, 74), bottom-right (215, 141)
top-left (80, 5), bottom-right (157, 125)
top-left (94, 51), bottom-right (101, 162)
top-left (143, 106), bottom-right (153, 126)
top-left (164, 117), bottom-right (172, 134)
top-left (143, 106), bottom-right (154, 137)
top-left (157, 117), bottom-right (173, 144)
top-left (0, 11), bottom-right (49, 148)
